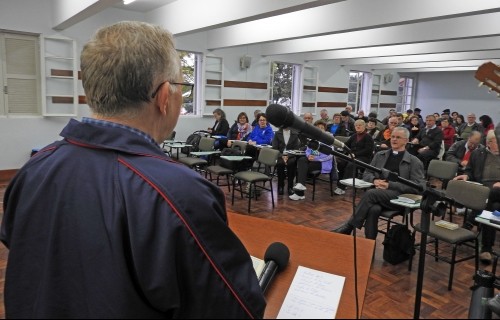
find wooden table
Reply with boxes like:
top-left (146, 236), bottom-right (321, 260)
top-left (228, 212), bottom-right (375, 319)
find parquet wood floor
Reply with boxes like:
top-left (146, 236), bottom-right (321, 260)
top-left (0, 176), bottom-right (495, 319)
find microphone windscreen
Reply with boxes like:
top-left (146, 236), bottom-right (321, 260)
top-left (264, 242), bottom-right (290, 271)
top-left (266, 104), bottom-right (291, 128)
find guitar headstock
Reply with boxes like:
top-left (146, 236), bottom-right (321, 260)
top-left (475, 62), bottom-right (500, 95)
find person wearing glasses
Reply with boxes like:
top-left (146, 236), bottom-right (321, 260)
top-left (375, 116), bottom-right (399, 150)
top-left (1, 22), bottom-right (265, 318)
top-left (333, 127), bottom-right (425, 240)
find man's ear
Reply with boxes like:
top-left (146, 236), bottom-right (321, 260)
top-left (153, 82), bottom-right (170, 114)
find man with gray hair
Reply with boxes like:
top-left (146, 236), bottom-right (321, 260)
top-left (445, 130), bottom-right (484, 174)
top-left (1, 21), bottom-right (265, 318)
top-left (333, 127), bottom-right (425, 240)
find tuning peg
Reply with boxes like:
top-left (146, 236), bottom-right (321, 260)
top-left (488, 88), bottom-right (493, 93)
top-left (478, 81), bottom-right (484, 87)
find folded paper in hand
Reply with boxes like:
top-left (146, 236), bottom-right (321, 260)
top-left (339, 178), bottom-right (373, 188)
top-left (397, 194), bottom-right (422, 204)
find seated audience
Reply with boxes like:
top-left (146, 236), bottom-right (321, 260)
top-left (251, 109), bottom-right (262, 127)
top-left (272, 127), bottom-right (301, 195)
top-left (245, 112), bottom-right (274, 159)
top-left (290, 121), bottom-right (335, 201)
top-left (366, 118), bottom-right (381, 140)
top-left (479, 114), bottom-right (495, 140)
top-left (405, 115), bottom-right (422, 140)
top-left (338, 110), bottom-right (355, 136)
top-left (332, 127), bottom-right (425, 239)
top-left (208, 108), bottom-right (230, 149)
top-left (440, 118), bottom-right (456, 151)
top-left (326, 113), bottom-right (342, 136)
top-left (335, 120), bottom-right (375, 195)
top-left (455, 130), bottom-right (500, 264)
top-left (458, 113), bottom-right (483, 140)
top-left (409, 115), bottom-right (443, 169)
top-left (356, 110), bottom-right (368, 122)
top-left (320, 108), bottom-right (331, 125)
top-left (375, 116), bottom-right (398, 150)
top-left (227, 112), bottom-right (252, 144)
top-left (445, 131), bottom-right (483, 174)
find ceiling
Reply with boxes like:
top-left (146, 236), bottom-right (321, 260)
top-left (112, 0), bottom-right (177, 13)
top-left (58, 0), bottom-right (500, 72)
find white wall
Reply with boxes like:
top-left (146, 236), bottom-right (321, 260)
top-left (415, 71), bottom-right (500, 124)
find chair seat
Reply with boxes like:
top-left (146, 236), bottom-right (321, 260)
top-left (207, 165), bottom-right (233, 175)
top-left (380, 210), bottom-right (403, 219)
top-left (234, 171), bottom-right (270, 183)
top-left (414, 222), bottom-right (476, 244)
top-left (178, 157), bottom-right (207, 167)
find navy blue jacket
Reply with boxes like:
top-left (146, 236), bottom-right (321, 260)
top-left (1, 119), bottom-right (265, 319)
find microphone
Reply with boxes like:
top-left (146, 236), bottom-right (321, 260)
top-left (258, 242), bottom-right (290, 294)
top-left (266, 104), bottom-right (348, 149)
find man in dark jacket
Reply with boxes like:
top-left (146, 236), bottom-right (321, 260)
top-left (1, 21), bottom-right (265, 319)
top-left (445, 131), bottom-right (483, 174)
top-left (332, 127), bottom-right (425, 239)
top-left (410, 114), bottom-right (444, 169)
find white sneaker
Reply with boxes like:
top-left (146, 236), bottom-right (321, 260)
top-left (334, 187), bottom-right (346, 195)
top-left (293, 183), bottom-right (307, 191)
top-left (289, 193), bottom-right (305, 201)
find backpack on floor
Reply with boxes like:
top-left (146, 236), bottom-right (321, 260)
top-left (382, 224), bottom-right (414, 265)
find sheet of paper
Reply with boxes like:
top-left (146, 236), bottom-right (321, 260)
top-left (250, 255), bottom-right (265, 278)
top-left (479, 210), bottom-right (500, 222)
top-left (277, 266), bottom-right (345, 319)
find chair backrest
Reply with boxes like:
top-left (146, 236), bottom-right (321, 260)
top-left (427, 160), bottom-right (458, 181)
top-left (257, 147), bottom-right (280, 167)
top-left (232, 140), bottom-right (247, 153)
top-left (445, 180), bottom-right (490, 211)
top-left (198, 137), bottom-right (215, 151)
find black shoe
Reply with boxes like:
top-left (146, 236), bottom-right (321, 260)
top-left (332, 222), bottom-right (354, 235)
top-left (278, 186), bottom-right (284, 195)
top-left (288, 188), bottom-right (294, 195)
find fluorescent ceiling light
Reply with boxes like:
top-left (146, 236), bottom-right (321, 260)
top-left (123, 0), bottom-right (136, 5)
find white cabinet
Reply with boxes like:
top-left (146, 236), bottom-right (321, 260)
top-left (203, 55), bottom-right (223, 116)
top-left (40, 35), bottom-right (78, 116)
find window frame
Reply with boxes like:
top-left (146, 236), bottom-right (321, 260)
top-left (397, 76), bottom-right (415, 112)
top-left (177, 50), bottom-right (202, 117)
top-left (269, 60), bottom-right (302, 115)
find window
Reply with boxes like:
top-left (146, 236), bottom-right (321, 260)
top-left (348, 71), bottom-right (373, 114)
top-left (270, 61), bottom-right (302, 114)
top-left (397, 77), bottom-right (414, 112)
top-left (0, 32), bottom-right (41, 116)
top-left (178, 50), bottom-right (202, 116)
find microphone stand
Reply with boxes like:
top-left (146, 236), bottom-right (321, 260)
top-left (310, 140), bottom-right (453, 319)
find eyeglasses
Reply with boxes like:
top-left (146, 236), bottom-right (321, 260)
top-left (151, 81), bottom-right (195, 99)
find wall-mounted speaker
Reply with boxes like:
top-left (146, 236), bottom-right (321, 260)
top-left (240, 56), bottom-right (252, 70)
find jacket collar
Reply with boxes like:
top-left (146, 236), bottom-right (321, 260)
top-left (378, 149), bottom-right (412, 164)
top-left (60, 119), bottom-right (165, 157)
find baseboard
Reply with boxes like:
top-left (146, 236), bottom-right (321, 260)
top-left (0, 169), bottom-right (18, 183)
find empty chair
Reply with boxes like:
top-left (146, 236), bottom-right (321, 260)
top-left (178, 137), bottom-right (215, 172)
top-left (409, 180), bottom-right (490, 290)
top-left (231, 147), bottom-right (279, 213)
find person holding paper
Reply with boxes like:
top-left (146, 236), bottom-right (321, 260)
top-left (332, 127), bottom-right (425, 239)
top-left (454, 130), bottom-right (500, 264)
top-left (1, 21), bottom-right (265, 318)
